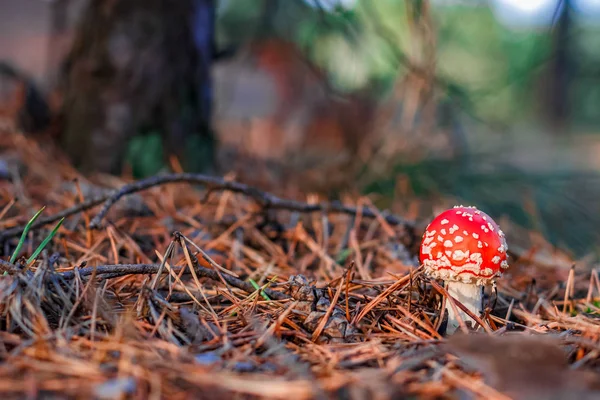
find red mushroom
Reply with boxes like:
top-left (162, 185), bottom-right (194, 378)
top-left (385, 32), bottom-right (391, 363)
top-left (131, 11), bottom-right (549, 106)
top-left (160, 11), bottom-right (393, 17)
top-left (420, 205), bottom-right (508, 334)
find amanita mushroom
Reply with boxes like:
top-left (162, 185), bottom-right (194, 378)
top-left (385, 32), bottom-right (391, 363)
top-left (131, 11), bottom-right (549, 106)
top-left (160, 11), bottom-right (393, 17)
top-left (420, 205), bottom-right (508, 334)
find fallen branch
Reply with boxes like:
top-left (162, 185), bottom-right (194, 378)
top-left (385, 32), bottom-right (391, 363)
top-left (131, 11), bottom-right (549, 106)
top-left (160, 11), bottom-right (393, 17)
top-left (58, 262), bottom-right (290, 301)
top-left (0, 173), bottom-right (416, 243)
top-left (88, 173), bottom-right (415, 230)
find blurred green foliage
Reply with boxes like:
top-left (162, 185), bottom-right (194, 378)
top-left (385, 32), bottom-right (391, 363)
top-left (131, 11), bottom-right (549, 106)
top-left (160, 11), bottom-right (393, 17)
top-left (126, 132), bottom-right (166, 178)
top-left (199, 1), bottom-right (600, 258)
top-left (216, 0), bottom-right (599, 127)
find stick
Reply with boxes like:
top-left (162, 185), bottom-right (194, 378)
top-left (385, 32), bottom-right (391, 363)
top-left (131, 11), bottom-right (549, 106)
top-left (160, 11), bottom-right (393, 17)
top-left (58, 262), bottom-right (289, 301)
top-left (87, 173), bottom-right (415, 230)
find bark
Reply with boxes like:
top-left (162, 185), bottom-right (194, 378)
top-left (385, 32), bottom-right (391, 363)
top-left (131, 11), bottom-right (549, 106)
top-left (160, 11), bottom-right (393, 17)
top-left (544, 0), bottom-right (573, 134)
top-left (58, 0), bottom-right (216, 176)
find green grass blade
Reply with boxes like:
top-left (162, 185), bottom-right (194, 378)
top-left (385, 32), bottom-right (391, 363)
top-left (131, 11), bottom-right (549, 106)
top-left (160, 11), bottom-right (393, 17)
top-left (10, 206), bottom-right (46, 263)
top-left (249, 278), bottom-right (272, 301)
top-left (26, 217), bottom-right (65, 266)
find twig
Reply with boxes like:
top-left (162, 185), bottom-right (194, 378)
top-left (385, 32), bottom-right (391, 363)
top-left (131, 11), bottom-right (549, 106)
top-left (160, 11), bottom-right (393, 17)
top-left (58, 262), bottom-right (289, 301)
top-left (0, 174), bottom-right (416, 245)
top-left (87, 173), bottom-right (415, 230)
top-left (59, 264), bottom-right (160, 280)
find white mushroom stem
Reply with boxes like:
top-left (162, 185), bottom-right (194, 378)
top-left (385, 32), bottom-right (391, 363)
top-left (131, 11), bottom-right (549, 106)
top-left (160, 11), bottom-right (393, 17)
top-left (444, 281), bottom-right (484, 335)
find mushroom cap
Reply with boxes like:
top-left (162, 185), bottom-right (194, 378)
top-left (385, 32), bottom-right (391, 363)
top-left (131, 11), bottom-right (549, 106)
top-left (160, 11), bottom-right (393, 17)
top-left (419, 205), bottom-right (508, 285)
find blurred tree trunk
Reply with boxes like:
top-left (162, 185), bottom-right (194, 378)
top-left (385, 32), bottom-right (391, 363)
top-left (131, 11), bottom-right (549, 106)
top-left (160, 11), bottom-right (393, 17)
top-left (58, 0), bottom-right (215, 176)
top-left (544, 0), bottom-right (573, 134)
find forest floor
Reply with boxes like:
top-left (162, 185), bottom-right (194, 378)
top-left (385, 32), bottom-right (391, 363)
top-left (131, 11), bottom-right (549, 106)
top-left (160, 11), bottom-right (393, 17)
top-left (0, 124), bottom-right (599, 400)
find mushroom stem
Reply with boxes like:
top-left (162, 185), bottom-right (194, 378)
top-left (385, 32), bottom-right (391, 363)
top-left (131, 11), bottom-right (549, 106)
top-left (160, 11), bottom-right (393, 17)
top-left (444, 281), bottom-right (484, 335)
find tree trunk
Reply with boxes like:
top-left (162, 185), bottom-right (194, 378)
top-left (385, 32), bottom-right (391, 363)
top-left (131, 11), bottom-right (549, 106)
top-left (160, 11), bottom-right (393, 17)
top-left (58, 0), bottom-right (216, 176)
top-left (544, 0), bottom-right (573, 134)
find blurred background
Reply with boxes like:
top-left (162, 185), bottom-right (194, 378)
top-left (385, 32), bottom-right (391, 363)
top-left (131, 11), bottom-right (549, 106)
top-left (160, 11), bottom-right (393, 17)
top-left (2, 0), bottom-right (600, 266)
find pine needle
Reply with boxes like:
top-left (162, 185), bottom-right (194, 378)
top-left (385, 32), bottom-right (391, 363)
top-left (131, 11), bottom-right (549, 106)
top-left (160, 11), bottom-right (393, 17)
top-left (10, 206), bottom-right (46, 263)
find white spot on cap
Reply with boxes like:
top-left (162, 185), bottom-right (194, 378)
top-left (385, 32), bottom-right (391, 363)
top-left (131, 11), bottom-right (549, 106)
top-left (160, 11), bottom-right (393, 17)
top-left (441, 229), bottom-right (447, 235)
top-left (449, 225), bottom-right (459, 234)
top-left (478, 241), bottom-right (483, 248)
top-left (462, 230), bottom-right (468, 235)
top-left (452, 250), bottom-right (469, 261)
top-left (492, 255), bottom-right (501, 264)
top-left (437, 251), bottom-right (443, 258)
top-left (444, 240), bottom-right (453, 248)
top-left (421, 243), bottom-right (434, 256)
top-left (426, 230), bottom-right (436, 237)
top-left (441, 219), bottom-right (449, 225)
top-left (438, 235), bottom-right (444, 242)
top-left (454, 236), bottom-right (463, 243)
top-left (488, 222), bottom-right (495, 231)
top-left (470, 252), bottom-right (482, 262)
top-left (472, 233), bottom-right (479, 239)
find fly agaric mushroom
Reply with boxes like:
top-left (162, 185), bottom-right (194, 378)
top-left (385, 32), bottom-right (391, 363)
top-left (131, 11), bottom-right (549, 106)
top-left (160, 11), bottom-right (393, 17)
top-left (420, 205), bottom-right (508, 334)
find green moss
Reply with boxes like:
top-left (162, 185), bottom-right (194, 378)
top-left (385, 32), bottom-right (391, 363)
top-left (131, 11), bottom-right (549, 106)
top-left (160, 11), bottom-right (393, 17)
top-left (125, 132), bottom-right (166, 178)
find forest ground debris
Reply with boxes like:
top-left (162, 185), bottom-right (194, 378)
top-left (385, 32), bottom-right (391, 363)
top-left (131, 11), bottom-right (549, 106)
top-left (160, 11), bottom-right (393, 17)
top-left (0, 131), bottom-right (599, 399)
